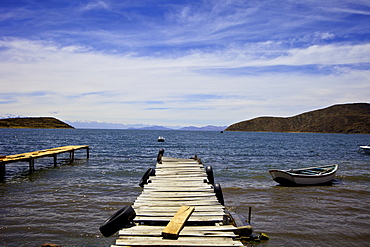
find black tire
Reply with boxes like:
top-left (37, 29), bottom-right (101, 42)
top-left (214, 183), bottom-right (224, 205)
top-left (99, 205), bottom-right (136, 237)
top-left (206, 166), bottom-right (214, 184)
top-left (157, 149), bottom-right (165, 162)
top-left (139, 168), bottom-right (155, 187)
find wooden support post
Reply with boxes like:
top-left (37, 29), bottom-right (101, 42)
top-left (69, 151), bottom-right (75, 163)
top-left (162, 206), bottom-right (195, 239)
top-left (53, 155), bottom-right (57, 167)
top-left (0, 162), bottom-right (5, 178)
top-left (86, 147), bottom-right (89, 159)
top-left (29, 159), bottom-right (35, 172)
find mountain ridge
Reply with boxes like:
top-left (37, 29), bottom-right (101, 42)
top-left (0, 117), bottom-right (74, 129)
top-left (225, 103), bottom-right (370, 134)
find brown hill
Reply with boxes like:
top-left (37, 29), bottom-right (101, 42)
top-left (0, 117), bottom-right (74, 129)
top-left (225, 103), bottom-right (370, 134)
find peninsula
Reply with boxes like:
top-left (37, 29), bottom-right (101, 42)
top-left (0, 117), bottom-right (74, 129)
top-left (225, 103), bottom-right (370, 134)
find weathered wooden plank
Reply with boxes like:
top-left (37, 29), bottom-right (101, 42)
top-left (148, 180), bottom-right (210, 184)
top-left (155, 173), bottom-right (206, 177)
top-left (142, 187), bottom-right (214, 192)
top-left (133, 205), bottom-right (225, 212)
top-left (133, 209), bottom-right (224, 215)
top-left (155, 168), bottom-right (204, 171)
top-left (135, 212), bottom-right (225, 218)
top-left (157, 163), bottom-right (201, 166)
top-left (136, 197), bottom-right (218, 202)
top-left (133, 201), bottom-right (221, 207)
top-left (161, 157), bottom-right (199, 162)
top-left (113, 236), bottom-right (243, 247)
top-left (149, 177), bottom-right (207, 181)
top-left (135, 197), bottom-right (219, 203)
top-left (149, 178), bottom-right (207, 182)
top-left (135, 208), bottom-right (225, 214)
top-left (143, 184), bottom-right (212, 189)
top-left (162, 206), bottom-right (195, 239)
top-left (152, 174), bottom-right (205, 178)
top-left (134, 215), bottom-right (224, 222)
top-left (152, 174), bottom-right (205, 177)
top-left (118, 225), bottom-right (238, 237)
top-left (139, 192), bottom-right (215, 198)
top-left (156, 165), bottom-right (203, 169)
top-left (147, 184), bottom-right (209, 187)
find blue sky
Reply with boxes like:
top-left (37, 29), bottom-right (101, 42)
top-left (1, 0), bottom-right (369, 126)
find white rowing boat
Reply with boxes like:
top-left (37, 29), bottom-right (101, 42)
top-left (269, 164), bottom-right (338, 186)
top-left (359, 145), bottom-right (370, 154)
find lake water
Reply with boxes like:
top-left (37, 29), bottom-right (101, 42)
top-left (0, 129), bottom-right (369, 246)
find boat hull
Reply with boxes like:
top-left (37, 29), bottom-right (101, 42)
top-left (269, 165), bottom-right (338, 186)
top-left (360, 146), bottom-right (370, 154)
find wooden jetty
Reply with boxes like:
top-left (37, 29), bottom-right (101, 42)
top-left (110, 150), bottom-right (246, 247)
top-left (0, 145), bottom-right (89, 177)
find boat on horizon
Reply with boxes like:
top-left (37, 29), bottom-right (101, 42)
top-left (269, 164), bottom-right (338, 186)
top-left (157, 136), bottom-right (165, 142)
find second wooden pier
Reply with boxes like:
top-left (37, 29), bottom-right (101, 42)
top-left (0, 145), bottom-right (89, 177)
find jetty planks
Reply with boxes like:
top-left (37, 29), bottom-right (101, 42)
top-left (112, 155), bottom-right (243, 247)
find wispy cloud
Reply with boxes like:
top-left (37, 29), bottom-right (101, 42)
top-left (80, 1), bottom-right (111, 12)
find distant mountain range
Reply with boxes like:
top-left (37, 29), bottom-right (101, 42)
top-left (67, 121), bottom-right (227, 131)
top-left (0, 116), bottom-right (227, 131)
top-left (4, 102), bottom-right (369, 133)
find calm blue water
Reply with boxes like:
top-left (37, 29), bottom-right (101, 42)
top-left (0, 129), bottom-right (369, 246)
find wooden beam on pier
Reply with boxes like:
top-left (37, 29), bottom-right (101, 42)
top-left (162, 206), bottom-right (195, 239)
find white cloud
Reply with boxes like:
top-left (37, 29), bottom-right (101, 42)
top-left (271, 43), bottom-right (370, 66)
top-left (0, 38), bottom-right (369, 126)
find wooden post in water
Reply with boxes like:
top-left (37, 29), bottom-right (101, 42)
top-left (29, 159), bottom-right (35, 172)
top-left (53, 155), bottom-right (58, 167)
top-left (69, 150), bottom-right (75, 163)
top-left (0, 163), bottom-right (5, 178)
top-left (86, 147), bottom-right (90, 159)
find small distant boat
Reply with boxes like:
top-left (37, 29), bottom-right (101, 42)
top-left (269, 164), bottom-right (338, 186)
top-left (359, 145), bottom-right (370, 154)
top-left (157, 136), bottom-right (165, 142)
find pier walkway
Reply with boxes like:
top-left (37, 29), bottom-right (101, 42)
top-left (0, 145), bottom-right (89, 177)
top-left (112, 154), bottom-right (244, 247)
